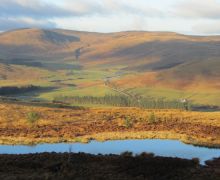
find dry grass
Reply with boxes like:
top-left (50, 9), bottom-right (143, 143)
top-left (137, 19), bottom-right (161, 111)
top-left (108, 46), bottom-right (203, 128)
top-left (0, 102), bottom-right (219, 146)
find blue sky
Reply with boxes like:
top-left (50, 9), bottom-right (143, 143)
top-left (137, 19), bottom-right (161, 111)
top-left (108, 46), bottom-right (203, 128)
top-left (1, 0), bottom-right (220, 35)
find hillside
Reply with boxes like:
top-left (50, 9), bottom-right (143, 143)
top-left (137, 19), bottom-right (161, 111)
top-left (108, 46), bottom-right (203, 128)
top-left (0, 28), bottom-right (81, 63)
top-left (0, 29), bottom-right (220, 69)
top-left (0, 63), bottom-right (50, 86)
top-left (0, 28), bottom-right (219, 106)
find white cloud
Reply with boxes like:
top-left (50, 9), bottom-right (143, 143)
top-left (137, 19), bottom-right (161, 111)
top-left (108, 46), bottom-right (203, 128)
top-left (174, 0), bottom-right (220, 19)
top-left (54, 14), bottom-right (146, 33)
top-left (0, 0), bottom-right (74, 18)
top-left (0, 17), bottom-right (55, 31)
top-left (0, 0), bottom-right (220, 34)
top-left (60, 0), bottom-right (167, 17)
top-left (193, 20), bottom-right (220, 34)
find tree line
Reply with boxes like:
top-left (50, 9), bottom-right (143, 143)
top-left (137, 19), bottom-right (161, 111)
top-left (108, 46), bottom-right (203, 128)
top-left (54, 95), bottom-right (191, 110)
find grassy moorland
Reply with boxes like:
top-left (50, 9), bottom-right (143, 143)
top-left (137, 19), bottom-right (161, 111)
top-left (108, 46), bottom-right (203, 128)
top-left (0, 102), bottom-right (219, 147)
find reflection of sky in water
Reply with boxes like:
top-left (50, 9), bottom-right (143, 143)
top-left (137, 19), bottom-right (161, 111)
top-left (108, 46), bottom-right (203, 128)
top-left (0, 139), bottom-right (220, 164)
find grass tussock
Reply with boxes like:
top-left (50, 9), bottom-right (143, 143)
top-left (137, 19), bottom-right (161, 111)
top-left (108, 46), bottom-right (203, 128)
top-left (26, 111), bottom-right (41, 124)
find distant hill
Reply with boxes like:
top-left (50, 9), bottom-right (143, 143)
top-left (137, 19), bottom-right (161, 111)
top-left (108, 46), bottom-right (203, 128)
top-left (0, 28), bottom-right (220, 67)
top-left (0, 28), bottom-right (80, 62)
top-left (0, 28), bottom-right (219, 97)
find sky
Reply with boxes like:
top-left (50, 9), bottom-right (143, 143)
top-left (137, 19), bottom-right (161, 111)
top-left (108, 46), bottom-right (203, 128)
top-left (0, 0), bottom-right (220, 35)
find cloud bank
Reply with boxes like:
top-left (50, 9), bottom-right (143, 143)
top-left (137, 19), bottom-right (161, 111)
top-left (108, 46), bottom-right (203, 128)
top-left (0, 0), bottom-right (220, 34)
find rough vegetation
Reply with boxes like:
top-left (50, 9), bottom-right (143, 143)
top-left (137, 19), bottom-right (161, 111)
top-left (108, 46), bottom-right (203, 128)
top-left (26, 111), bottom-right (41, 124)
top-left (0, 152), bottom-right (219, 180)
top-left (0, 102), bottom-right (219, 147)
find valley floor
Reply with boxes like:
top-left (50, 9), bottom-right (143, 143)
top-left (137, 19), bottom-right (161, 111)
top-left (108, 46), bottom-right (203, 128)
top-left (0, 102), bottom-right (219, 147)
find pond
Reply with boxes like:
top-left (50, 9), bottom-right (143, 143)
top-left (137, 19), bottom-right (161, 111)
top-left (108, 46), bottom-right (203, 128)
top-left (0, 139), bottom-right (220, 165)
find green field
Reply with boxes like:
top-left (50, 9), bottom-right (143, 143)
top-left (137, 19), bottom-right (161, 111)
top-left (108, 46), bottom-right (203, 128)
top-left (0, 62), bottom-right (220, 107)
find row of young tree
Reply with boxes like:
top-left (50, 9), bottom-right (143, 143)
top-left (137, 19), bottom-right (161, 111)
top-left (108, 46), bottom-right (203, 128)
top-left (54, 95), bottom-right (191, 110)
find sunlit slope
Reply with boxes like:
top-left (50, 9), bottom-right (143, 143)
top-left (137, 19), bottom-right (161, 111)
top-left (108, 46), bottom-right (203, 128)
top-left (0, 28), bottom-right (81, 61)
top-left (1, 28), bottom-right (220, 68)
top-left (112, 58), bottom-right (220, 105)
top-left (77, 32), bottom-right (220, 70)
top-left (0, 63), bottom-right (50, 86)
top-left (119, 58), bottom-right (220, 88)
